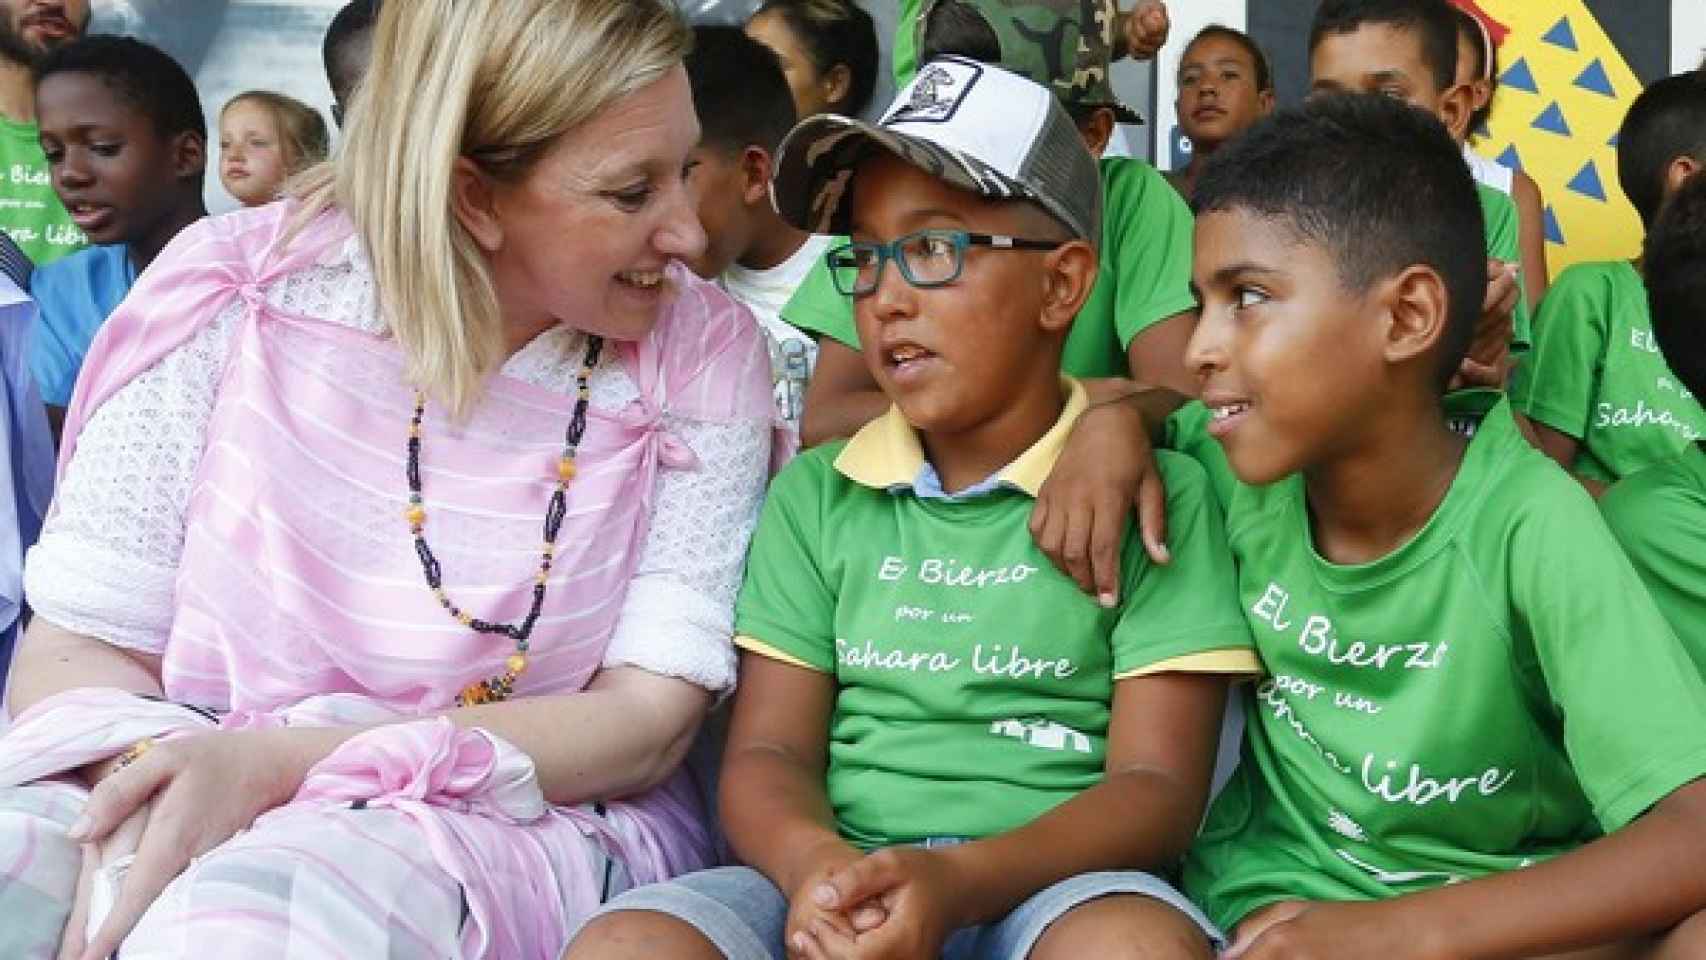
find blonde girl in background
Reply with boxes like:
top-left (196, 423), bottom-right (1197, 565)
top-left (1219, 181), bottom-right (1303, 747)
top-left (218, 90), bottom-right (330, 206)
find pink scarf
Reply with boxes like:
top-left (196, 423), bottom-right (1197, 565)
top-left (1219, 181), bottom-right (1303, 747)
top-left (33, 201), bottom-right (774, 956)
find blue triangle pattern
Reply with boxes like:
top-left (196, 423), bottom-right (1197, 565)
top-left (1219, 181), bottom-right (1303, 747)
top-left (1567, 160), bottom-right (1607, 202)
top-left (1543, 16), bottom-right (1578, 51)
top-left (1574, 59), bottom-right (1614, 97)
top-left (1607, 131), bottom-right (1620, 148)
top-left (1532, 101), bottom-right (1571, 136)
top-left (1496, 144), bottom-right (1523, 171)
top-left (1543, 206), bottom-right (1565, 245)
top-left (1502, 57), bottom-right (1539, 94)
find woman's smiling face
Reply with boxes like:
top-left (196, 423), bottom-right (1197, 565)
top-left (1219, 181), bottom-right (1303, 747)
top-left (476, 65), bottom-right (708, 347)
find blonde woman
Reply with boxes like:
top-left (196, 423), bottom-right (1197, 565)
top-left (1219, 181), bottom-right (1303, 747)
top-left (218, 90), bottom-right (331, 206)
top-left (0, 1), bottom-right (774, 957)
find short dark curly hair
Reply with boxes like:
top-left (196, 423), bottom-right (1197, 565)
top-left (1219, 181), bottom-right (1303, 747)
top-left (1309, 0), bottom-right (1459, 94)
top-left (35, 35), bottom-right (205, 142)
top-left (1195, 93), bottom-right (1486, 389)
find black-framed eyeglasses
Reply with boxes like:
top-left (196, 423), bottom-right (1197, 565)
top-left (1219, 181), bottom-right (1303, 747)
top-left (826, 229), bottom-right (1063, 297)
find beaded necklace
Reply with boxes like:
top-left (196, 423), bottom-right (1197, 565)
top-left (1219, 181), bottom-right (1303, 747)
top-left (405, 334), bottom-right (606, 707)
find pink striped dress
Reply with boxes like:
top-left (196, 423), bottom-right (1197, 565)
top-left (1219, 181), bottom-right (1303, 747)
top-left (0, 202), bottom-right (775, 958)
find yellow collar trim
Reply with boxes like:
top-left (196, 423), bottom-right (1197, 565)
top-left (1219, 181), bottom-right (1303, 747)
top-left (833, 378), bottom-right (1089, 498)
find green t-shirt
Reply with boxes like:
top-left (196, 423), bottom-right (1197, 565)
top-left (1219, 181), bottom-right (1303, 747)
top-left (893, 0), bottom-right (923, 88)
top-left (1511, 261), bottom-right (1705, 483)
top-left (781, 158), bottom-right (1196, 380)
top-left (1600, 443), bottom-right (1706, 675)
top-left (1479, 183), bottom-right (1530, 352)
top-left (1182, 400), bottom-right (1706, 930)
top-left (0, 115), bottom-right (84, 265)
top-left (734, 390), bottom-right (1255, 849)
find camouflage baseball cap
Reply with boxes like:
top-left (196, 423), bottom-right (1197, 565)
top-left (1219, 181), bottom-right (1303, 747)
top-left (771, 55), bottom-right (1102, 246)
top-left (916, 0), bottom-right (1142, 124)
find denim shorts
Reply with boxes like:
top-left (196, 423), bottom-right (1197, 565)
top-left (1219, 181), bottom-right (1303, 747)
top-left (577, 863), bottom-right (1224, 959)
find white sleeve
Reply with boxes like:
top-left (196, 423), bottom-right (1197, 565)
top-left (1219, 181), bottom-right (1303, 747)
top-left (23, 303), bottom-right (240, 654)
top-left (600, 414), bottom-right (772, 694)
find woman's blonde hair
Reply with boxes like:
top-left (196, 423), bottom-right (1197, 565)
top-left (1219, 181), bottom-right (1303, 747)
top-left (294, 0), bottom-right (690, 416)
top-left (224, 90), bottom-right (330, 177)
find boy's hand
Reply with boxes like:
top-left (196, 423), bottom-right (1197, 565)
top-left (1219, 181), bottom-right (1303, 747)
top-left (785, 841), bottom-right (887, 959)
top-left (1032, 397), bottom-right (1170, 608)
top-left (810, 847), bottom-right (961, 960)
top-left (1225, 900), bottom-right (1445, 960)
top-left (1123, 1), bottom-right (1171, 61)
top-left (1451, 260), bottom-right (1519, 391)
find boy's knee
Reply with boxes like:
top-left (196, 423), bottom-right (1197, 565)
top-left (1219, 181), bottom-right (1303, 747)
top-left (564, 910), bottom-right (724, 960)
top-left (1651, 909), bottom-right (1706, 960)
top-left (1028, 894), bottom-right (1215, 960)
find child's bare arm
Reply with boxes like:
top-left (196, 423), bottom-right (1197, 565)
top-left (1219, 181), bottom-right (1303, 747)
top-left (1233, 779), bottom-right (1706, 959)
top-left (815, 671), bottom-right (1229, 951)
top-left (719, 652), bottom-right (874, 946)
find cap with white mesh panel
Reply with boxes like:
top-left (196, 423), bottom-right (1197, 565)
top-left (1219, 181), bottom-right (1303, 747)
top-left (770, 55), bottom-right (1101, 249)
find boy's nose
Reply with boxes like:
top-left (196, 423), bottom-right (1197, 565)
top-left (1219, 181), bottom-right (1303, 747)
top-left (1182, 306), bottom-right (1225, 377)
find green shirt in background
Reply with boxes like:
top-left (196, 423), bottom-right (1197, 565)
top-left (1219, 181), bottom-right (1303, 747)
top-left (781, 157), bottom-right (1196, 379)
top-left (893, 0), bottom-right (923, 88)
top-left (734, 392), bottom-right (1254, 849)
top-left (1601, 442), bottom-right (1706, 674)
top-left (1511, 261), bottom-right (1705, 483)
top-left (1182, 400), bottom-right (1706, 930)
top-left (0, 115), bottom-right (83, 265)
top-left (1479, 183), bottom-right (1529, 352)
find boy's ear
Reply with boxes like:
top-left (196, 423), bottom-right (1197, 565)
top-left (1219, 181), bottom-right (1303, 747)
top-left (1257, 88), bottom-right (1276, 115)
top-left (450, 157), bottom-right (504, 253)
top-left (1381, 263), bottom-right (1451, 369)
top-left (821, 63), bottom-right (853, 111)
top-left (740, 145), bottom-right (774, 207)
top-left (1076, 107), bottom-right (1116, 158)
top-left (171, 131), bottom-right (207, 182)
top-left (1437, 80), bottom-right (1474, 141)
top-left (1038, 239), bottom-right (1098, 333)
top-left (1664, 154), bottom-right (1703, 204)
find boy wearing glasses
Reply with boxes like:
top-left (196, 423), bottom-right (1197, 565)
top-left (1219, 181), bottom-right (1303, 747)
top-left (567, 56), bottom-right (1254, 960)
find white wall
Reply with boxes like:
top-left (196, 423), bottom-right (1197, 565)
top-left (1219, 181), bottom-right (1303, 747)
top-left (1676, 2), bottom-right (1706, 73)
top-left (1150, 0), bottom-right (1245, 171)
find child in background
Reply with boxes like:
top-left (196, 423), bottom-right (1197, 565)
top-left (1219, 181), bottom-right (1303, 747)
top-left (794, 0), bottom-right (1200, 447)
top-left (1602, 171), bottom-right (1706, 674)
top-left (218, 91), bottom-right (329, 208)
top-left (1512, 71), bottom-right (1706, 495)
top-left (683, 26), bottom-right (828, 432)
top-left (1450, 3), bottom-right (1548, 305)
top-left (1308, 0), bottom-right (1529, 368)
top-left (28, 36), bottom-right (206, 414)
top-left (1165, 25), bottom-right (1274, 203)
top-left (1180, 92), bottom-right (1706, 960)
top-left (568, 56), bottom-right (1255, 960)
top-left (323, 0), bottom-right (380, 128)
top-left (890, 0), bottom-right (1172, 89)
top-left (744, 0), bottom-right (878, 122)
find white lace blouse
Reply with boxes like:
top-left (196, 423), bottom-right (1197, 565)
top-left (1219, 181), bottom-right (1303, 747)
top-left (24, 238), bottom-right (769, 694)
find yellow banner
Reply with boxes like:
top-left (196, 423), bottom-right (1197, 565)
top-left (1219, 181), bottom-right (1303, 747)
top-left (1470, 2), bottom-right (1645, 270)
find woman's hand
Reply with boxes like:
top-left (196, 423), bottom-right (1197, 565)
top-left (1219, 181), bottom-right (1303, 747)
top-left (1031, 397), bottom-right (1171, 607)
top-left (67, 728), bottom-right (310, 960)
top-left (55, 840), bottom-right (102, 960)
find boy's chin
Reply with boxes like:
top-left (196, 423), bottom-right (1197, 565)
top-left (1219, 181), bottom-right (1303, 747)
top-left (1221, 441), bottom-right (1300, 489)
